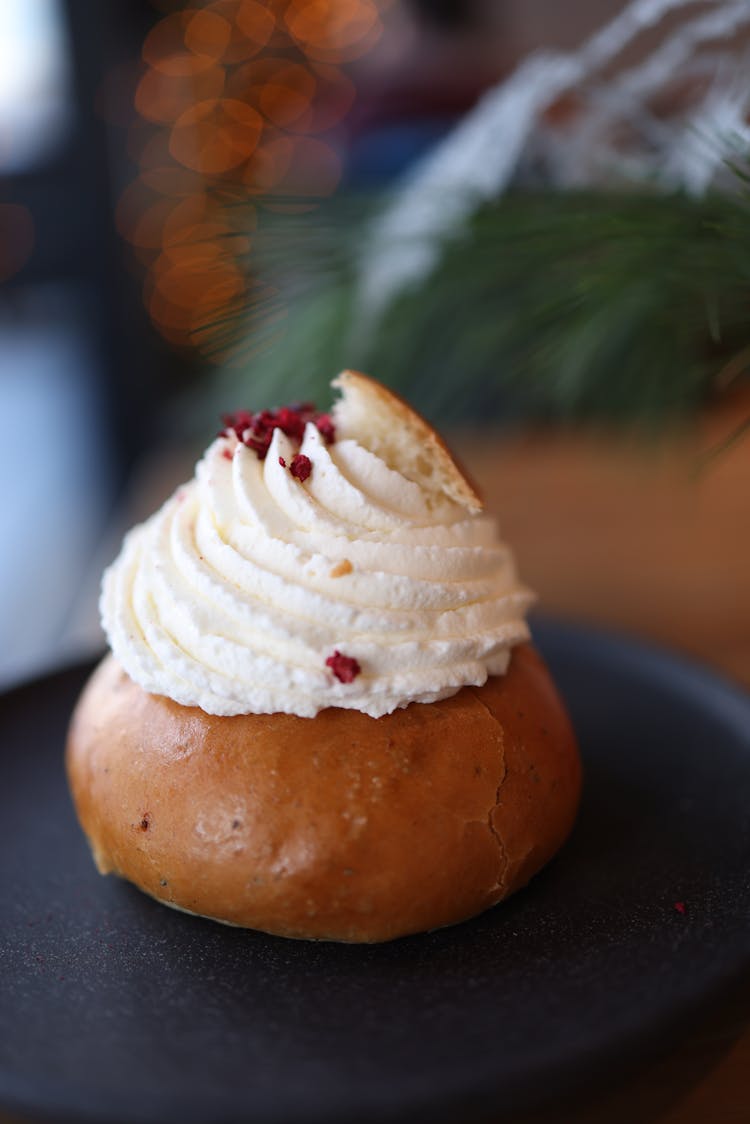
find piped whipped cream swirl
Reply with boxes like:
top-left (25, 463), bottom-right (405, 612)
top-left (101, 424), bottom-right (534, 718)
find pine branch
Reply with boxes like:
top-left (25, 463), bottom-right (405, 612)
top-left (192, 185), bottom-right (750, 430)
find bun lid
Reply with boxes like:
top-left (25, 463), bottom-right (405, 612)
top-left (332, 370), bottom-right (483, 513)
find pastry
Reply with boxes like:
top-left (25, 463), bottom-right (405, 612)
top-left (67, 372), bottom-right (581, 941)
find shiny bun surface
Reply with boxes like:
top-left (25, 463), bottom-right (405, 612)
top-left (66, 644), bottom-right (581, 943)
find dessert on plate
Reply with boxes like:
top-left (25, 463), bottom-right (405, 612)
top-left (67, 371), bottom-right (581, 942)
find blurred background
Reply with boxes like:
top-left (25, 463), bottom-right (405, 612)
top-left (0, 0), bottom-right (748, 689)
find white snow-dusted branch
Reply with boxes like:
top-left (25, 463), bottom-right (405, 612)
top-left (359, 0), bottom-right (749, 324)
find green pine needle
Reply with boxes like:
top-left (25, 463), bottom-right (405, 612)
top-left (191, 180), bottom-right (750, 432)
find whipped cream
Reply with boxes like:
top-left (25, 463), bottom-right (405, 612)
top-left (101, 423), bottom-right (534, 718)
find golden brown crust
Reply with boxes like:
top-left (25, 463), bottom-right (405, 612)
top-left (66, 645), bottom-right (580, 942)
top-left (332, 370), bottom-right (484, 513)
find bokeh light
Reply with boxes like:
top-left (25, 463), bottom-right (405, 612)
top-left (143, 12), bottom-right (222, 76)
top-left (240, 130), bottom-right (296, 193)
top-left (204, 0), bottom-right (276, 63)
top-left (257, 60), bottom-right (317, 129)
top-left (135, 61), bottom-right (226, 125)
top-left (169, 97), bottom-right (263, 173)
top-left (183, 9), bottom-right (233, 60)
top-left (120, 0), bottom-right (387, 358)
top-left (284, 0), bottom-right (382, 63)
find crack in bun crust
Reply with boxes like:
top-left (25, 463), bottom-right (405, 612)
top-left (66, 645), bottom-right (581, 943)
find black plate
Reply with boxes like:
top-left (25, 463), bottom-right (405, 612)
top-left (1, 621), bottom-right (749, 1124)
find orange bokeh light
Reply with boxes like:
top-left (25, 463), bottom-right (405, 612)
top-left (236, 0), bottom-right (277, 48)
top-left (153, 240), bottom-right (242, 293)
top-left (202, 0), bottom-right (277, 63)
top-left (135, 61), bottom-right (226, 124)
top-left (156, 233), bottom-right (252, 274)
top-left (170, 97), bottom-right (263, 173)
top-left (143, 13), bottom-right (219, 76)
top-left (161, 192), bottom-right (256, 248)
top-left (229, 57), bottom-right (356, 133)
top-left (124, 0), bottom-right (384, 359)
top-left (149, 241), bottom-right (246, 348)
top-left (162, 195), bottom-right (227, 246)
top-left (260, 62), bottom-right (317, 129)
top-left (241, 131), bottom-right (295, 193)
top-left (227, 57), bottom-right (317, 130)
top-left (183, 9), bottom-right (233, 59)
top-left (284, 0), bottom-right (382, 62)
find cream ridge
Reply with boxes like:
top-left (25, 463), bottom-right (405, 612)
top-left (100, 415), bottom-right (534, 719)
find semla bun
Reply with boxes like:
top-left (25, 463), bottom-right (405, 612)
top-left (66, 645), bottom-right (581, 942)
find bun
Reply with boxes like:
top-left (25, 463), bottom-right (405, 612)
top-left (66, 645), bottom-right (580, 943)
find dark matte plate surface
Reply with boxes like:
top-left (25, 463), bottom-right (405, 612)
top-left (1, 621), bottom-right (749, 1124)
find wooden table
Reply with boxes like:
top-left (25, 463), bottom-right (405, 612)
top-left (456, 399), bottom-right (750, 692)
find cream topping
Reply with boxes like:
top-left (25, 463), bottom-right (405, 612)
top-left (101, 423), bottom-right (534, 718)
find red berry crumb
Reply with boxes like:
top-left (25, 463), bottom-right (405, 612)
top-left (673, 901), bottom-right (686, 914)
top-left (220, 410), bottom-right (253, 440)
top-left (315, 413), bottom-right (336, 443)
top-left (219, 402), bottom-right (335, 461)
top-left (276, 406), bottom-right (306, 442)
top-left (290, 453), bottom-right (312, 482)
top-left (222, 448), bottom-right (233, 461)
top-left (326, 650), bottom-right (361, 683)
top-left (278, 456), bottom-right (286, 468)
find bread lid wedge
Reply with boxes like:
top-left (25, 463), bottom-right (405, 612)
top-left (331, 370), bottom-right (483, 513)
